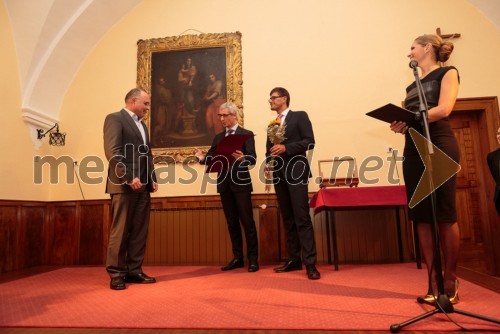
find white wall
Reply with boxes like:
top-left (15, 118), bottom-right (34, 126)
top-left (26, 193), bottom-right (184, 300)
top-left (2, 0), bottom-right (499, 200)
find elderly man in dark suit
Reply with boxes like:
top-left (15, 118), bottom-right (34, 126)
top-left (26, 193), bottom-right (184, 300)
top-left (266, 87), bottom-right (320, 280)
top-left (195, 102), bottom-right (259, 272)
top-left (104, 88), bottom-right (158, 290)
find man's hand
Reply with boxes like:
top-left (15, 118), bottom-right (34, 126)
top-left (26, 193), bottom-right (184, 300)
top-left (194, 148), bottom-right (205, 161)
top-left (128, 177), bottom-right (142, 191)
top-left (231, 150), bottom-right (245, 162)
top-left (152, 181), bottom-right (158, 193)
top-left (270, 144), bottom-right (286, 156)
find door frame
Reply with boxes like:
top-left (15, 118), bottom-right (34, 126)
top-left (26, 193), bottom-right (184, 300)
top-left (453, 96), bottom-right (499, 276)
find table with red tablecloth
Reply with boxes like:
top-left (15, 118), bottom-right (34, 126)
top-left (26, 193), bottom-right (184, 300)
top-left (310, 185), bottom-right (411, 270)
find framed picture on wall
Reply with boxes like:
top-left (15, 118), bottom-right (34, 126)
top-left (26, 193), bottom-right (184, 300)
top-left (136, 32), bottom-right (243, 163)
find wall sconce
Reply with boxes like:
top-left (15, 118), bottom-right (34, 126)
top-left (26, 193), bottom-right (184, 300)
top-left (37, 123), bottom-right (66, 146)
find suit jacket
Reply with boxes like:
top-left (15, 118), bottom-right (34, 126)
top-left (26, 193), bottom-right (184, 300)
top-left (202, 126), bottom-right (256, 193)
top-left (104, 109), bottom-right (156, 194)
top-left (266, 110), bottom-right (315, 182)
top-left (487, 148), bottom-right (500, 210)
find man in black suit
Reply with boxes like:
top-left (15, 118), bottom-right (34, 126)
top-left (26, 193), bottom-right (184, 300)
top-left (103, 88), bottom-right (158, 290)
top-left (195, 102), bottom-right (259, 272)
top-left (266, 87), bottom-right (320, 280)
top-left (487, 126), bottom-right (500, 215)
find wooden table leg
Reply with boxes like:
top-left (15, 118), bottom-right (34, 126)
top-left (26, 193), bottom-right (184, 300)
top-left (395, 206), bottom-right (404, 262)
top-left (325, 209), bottom-right (332, 265)
top-left (329, 207), bottom-right (339, 271)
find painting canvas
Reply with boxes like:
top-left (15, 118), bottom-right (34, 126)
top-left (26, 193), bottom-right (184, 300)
top-left (137, 32), bottom-right (243, 163)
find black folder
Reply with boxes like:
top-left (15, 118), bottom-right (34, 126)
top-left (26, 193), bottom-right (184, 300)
top-left (366, 103), bottom-right (417, 124)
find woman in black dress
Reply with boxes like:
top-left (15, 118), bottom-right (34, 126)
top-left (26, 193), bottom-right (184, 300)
top-left (391, 34), bottom-right (460, 304)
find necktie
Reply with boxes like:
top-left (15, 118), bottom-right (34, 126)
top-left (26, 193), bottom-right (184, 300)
top-left (226, 129), bottom-right (234, 136)
top-left (277, 114), bottom-right (283, 121)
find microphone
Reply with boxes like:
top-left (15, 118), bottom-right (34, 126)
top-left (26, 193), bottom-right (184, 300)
top-left (409, 60), bottom-right (418, 69)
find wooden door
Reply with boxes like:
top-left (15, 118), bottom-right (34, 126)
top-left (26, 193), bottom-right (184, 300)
top-left (450, 97), bottom-right (500, 276)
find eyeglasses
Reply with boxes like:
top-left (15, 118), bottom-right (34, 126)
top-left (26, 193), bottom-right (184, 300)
top-left (269, 95), bottom-right (284, 101)
top-left (217, 113), bottom-right (232, 118)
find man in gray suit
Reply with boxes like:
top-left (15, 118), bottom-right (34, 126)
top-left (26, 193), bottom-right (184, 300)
top-left (104, 88), bottom-right (158, 290)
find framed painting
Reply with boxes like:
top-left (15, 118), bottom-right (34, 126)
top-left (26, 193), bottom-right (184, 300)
top-left (136, 32), bottom-right (243, 163)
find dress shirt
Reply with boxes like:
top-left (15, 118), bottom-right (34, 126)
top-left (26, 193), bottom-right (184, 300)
top-left (226, 124), bottom-right (239, 136)
top-left (276, 108), bottom-right (290, 124)
top-left (125, 108), bottom-right (146, 144)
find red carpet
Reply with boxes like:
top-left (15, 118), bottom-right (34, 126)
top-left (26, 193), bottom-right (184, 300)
top-left (0, 263), bottom-right (499, 331)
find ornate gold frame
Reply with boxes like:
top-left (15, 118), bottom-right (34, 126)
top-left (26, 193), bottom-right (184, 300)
top-left (137, 32), bottom-right (243, 163)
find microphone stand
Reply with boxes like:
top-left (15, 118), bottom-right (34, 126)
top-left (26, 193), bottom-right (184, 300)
top-left (390, 64), bottom-right (500, 332)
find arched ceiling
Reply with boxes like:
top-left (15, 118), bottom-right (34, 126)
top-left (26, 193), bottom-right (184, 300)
top-left (3, 0), bottom-right (499, 148)
top-left (4, 0), bottom-right (142, 148)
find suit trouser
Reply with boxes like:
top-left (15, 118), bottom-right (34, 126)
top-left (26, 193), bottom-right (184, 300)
top-left (274, 177), bottom-right (317, 265)
top-left (219, 190), bottom-right (259, 262)
top-left (106, 189), bottom-right (151, 278)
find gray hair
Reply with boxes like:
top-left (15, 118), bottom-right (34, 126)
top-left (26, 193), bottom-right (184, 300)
top-left (220, 101), bottom-right (239, 115)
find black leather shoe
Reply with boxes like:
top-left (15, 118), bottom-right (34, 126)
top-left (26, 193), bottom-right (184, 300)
top-left (110, 277), bottom-right (126, 290)
top-left (248, 261), bottom-right (259, 272)
top-left (221, 258), bottom-right (244, 271)
top-left (125, 272), bottom-right (156, 284)
top-left (306, 264), bottom-right (321, 280)
top-left (274, 259), bottom-right (302, 273)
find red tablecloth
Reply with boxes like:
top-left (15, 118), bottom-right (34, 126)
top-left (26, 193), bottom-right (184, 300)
top-left (310, 185), bottom-right (407, 213)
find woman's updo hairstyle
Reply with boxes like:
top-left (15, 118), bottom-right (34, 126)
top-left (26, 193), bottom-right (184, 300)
top-left (415, 34), bottom-right (454, 62)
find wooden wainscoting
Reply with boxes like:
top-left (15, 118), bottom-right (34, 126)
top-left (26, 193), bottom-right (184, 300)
top-left (144, 204), bottom-right (334, 266)
top-left (0, 194), bottom-right (413, 273)
top-left (146, 207), bottom-right (234, 265)
top-left (0, 201), bottom-right (47, 272)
